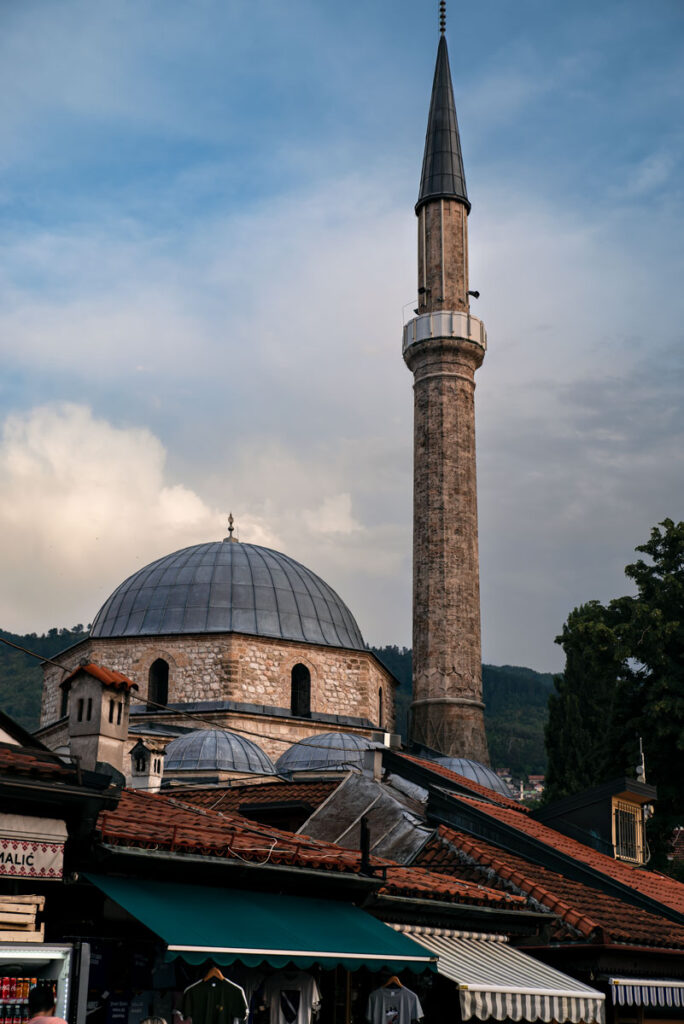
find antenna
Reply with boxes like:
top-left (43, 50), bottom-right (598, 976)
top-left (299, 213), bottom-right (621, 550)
top-left (636, 736), bottom-right (646, 783)
top-left (439, 0), bottom-right (446, 35)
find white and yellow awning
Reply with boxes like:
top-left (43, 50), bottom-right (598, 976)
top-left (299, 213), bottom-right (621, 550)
top-left (392, 926), bottom-right (605, 1024)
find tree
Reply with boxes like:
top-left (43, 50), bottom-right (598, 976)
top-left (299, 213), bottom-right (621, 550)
top-left (544, 601), bottom-right (630, 803)
top-left (617, 519), bottom-right (684, 865)
top-left (545, 520), bottom-right (684, 869)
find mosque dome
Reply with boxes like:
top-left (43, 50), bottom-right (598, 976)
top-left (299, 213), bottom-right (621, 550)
top-left (165, 729), bottom-right (276, 775)
top-left (90, 540), bottom-right (365, 650)
top-left (276, 732), bottom-right (376, 774)
top-left (431, 755), bottom-right (514, 798)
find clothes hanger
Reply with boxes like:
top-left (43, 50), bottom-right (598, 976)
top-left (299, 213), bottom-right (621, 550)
top-left (382, 976), bottom-right (403, 988)
top-left (203, 967), bottom-right (225, 982)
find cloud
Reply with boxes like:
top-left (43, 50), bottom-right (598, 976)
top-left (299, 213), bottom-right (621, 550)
top-left (303, 494), bottom-right (362, 536)
top-left (0, 403), bottom-right (411, 645)
top-left (0, 403), bottom-right (221, 630)
top-left (0, 0), bottom-right (683, 675)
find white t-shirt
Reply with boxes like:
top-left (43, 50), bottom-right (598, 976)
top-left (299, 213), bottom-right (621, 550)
top-left (366, 986), bottom-right (424, 1024)
top-left (262, 971), bottom-right (320, 1024)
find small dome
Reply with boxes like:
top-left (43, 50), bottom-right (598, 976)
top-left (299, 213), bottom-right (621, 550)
top-left (276, 732), bottom-right (376, 774)
top-left (432, 755), bottom-right (514, 798)
top-left (165, 729), bottom-right (276, 775)
top-left (91, 541), bottom-right (365, 651)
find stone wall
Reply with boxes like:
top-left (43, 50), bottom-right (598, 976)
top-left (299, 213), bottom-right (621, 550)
top-left (41, 632), bottom-right (395, 739)
top-left (417, 200), bottom-right (469, 314)
top-left (406, 191), bottom-right (489, 764)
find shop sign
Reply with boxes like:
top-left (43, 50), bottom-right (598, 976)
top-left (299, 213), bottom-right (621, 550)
top-left (0, 814), bottom-right (67, 880)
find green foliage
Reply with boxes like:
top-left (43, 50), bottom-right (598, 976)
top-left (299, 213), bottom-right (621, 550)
top-left (371, 646), bottom-right (553, 776)
top-left (544, 601), bottom-right (631, 803)
top-left (546, 519), bottom-right (684, 869)
top-left (0, 626), bottom-right (89, 729)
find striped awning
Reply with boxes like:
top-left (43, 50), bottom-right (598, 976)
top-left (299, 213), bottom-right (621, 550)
top-left (610, 978), bottom-right (684, 1008)
top-left (393, 927), bottom-right (604, 1024)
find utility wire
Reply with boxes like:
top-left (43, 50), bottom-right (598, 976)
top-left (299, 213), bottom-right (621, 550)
top-left (0, 634), bottom-right (385, 753)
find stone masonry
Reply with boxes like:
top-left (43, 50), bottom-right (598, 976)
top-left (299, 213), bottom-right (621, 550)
top-left (39, 632), bottom-right (395, 763)
top-left (405, 32), bottom-right (490, 763)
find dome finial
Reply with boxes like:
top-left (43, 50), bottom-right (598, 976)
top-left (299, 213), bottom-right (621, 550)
top-left (223, 512), bottom-right (238, 543)
top-left (439, 0), bottom-right (446, 35)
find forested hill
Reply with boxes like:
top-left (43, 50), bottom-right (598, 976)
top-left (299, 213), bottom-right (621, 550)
top-left (371, 645), bottom-right (554, 776)
top-left (0, 627), bottom-right (89, 728)
top-left (0, 629), bottom-right (553, 777)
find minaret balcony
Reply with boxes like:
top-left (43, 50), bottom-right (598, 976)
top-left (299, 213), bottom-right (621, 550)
top-left (402, 310), bottom-right (487, 357)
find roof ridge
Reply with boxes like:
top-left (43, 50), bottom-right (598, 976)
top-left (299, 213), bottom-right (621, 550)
top-left (437, 828), bottom-right (602, 938)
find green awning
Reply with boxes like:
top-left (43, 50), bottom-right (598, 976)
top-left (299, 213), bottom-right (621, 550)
top-left (85, 874), bottom-right (436, 973)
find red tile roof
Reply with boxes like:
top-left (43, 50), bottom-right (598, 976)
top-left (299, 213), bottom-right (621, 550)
top-left (397, 753), bottom-right (527, 812)
top-left (61, 663), bottom-right (138, 692)
top-left (95, 790), bottom-right (520, 908)
top-left (416, 826), bottom-right (684, 950)
top-left (174, 779), bottom-right (340, 813)
top-left (380, 863), bottom-right (526, 908)
top-left (0, 742), bottom-right (77, 780)
top-left (446, 791), bottom-right (684, 917)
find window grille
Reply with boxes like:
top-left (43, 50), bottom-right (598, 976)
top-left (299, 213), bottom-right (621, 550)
top-left (613, 799), bottom-right (644, 863)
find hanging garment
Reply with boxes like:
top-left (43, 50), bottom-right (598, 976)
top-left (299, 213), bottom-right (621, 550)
top-left (366, 986), bottom-right (424, 1024)
top-left (181, 978), bottom-right (248, 1024)
top-left (261, 972), bottom-right (320, 1024)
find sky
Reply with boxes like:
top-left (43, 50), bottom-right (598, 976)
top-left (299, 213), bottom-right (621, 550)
top-left (0, 0), bottom-right (683, 672)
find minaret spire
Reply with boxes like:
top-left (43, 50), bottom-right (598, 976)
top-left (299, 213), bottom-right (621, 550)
top-left (403, 24), bottom-right (489, 762)
top-left (417, 22), bottom-right (469, 214)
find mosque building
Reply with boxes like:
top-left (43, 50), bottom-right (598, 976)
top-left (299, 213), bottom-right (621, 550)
top-left (36, 15), bottom-right (495, 794)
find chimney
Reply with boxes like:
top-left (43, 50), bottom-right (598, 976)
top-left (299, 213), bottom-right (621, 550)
top-left (62, 664), bottom-right (137, 773)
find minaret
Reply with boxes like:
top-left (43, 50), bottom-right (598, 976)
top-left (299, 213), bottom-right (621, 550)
top-left (403, 7), bottom-right (489, 762)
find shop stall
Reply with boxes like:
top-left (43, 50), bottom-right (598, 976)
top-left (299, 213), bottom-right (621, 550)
top-left (0, 944), bottom-right (74, 1022)
top-left (392, 926), bottom-right (605, 1024)
top-left (78, 875), bottom-right (437, 1024)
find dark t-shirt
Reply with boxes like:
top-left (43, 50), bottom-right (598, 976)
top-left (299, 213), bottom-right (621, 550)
top-left (182, 979), bottom-right (248, 1024)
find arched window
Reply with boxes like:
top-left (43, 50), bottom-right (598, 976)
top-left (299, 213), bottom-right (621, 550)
top-left (378, 687), bottom-right (383, 729)
top-left (135, 753), bottom-right (146, 772)
top-left (291, 664), bottom-right (311, 718)
top-left (148, 659), bottom-right (169, 709)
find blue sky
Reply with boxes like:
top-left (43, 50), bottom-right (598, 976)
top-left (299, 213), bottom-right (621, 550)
top-left (0, 0), bottom-right (683, 671)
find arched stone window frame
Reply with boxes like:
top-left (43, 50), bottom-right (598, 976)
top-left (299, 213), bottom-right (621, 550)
top-left (290, 661), bottom-right (313, 719)
top-left (141, 650), bottom-right (177, 710)
top-left (147, 658), bottom-right (170, 710)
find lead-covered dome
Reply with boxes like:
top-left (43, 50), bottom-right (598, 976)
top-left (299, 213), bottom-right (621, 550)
top-left (276, 732), bottom-right (376, 774)
top-left (432, 755), bottom-right (514, 798)
top-left (91, 541), bottom-right (365, 650)
top-left (165, 729), bottom-right (276, 775)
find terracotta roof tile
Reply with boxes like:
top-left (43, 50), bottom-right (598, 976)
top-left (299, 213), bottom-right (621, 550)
top-left (380, 864), bottom-right (526, 907)
top-left (95, 790), bottom-right (523, 908)
top-left (0, 742), bottom-right (77, 780)
top-left (61, 663), bottom-right (138, 692)
top-left (174, 780), bottom-right (340, 813)
top-left (445, 791), bottom-right (684, 916)
top-left (398, 753), bottom-right (527, 812)
top-left (416, 826), bottom-right (684, 949)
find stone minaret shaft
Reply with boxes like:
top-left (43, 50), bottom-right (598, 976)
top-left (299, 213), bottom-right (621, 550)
top-left (403, 32), bottom-right (489, 762)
